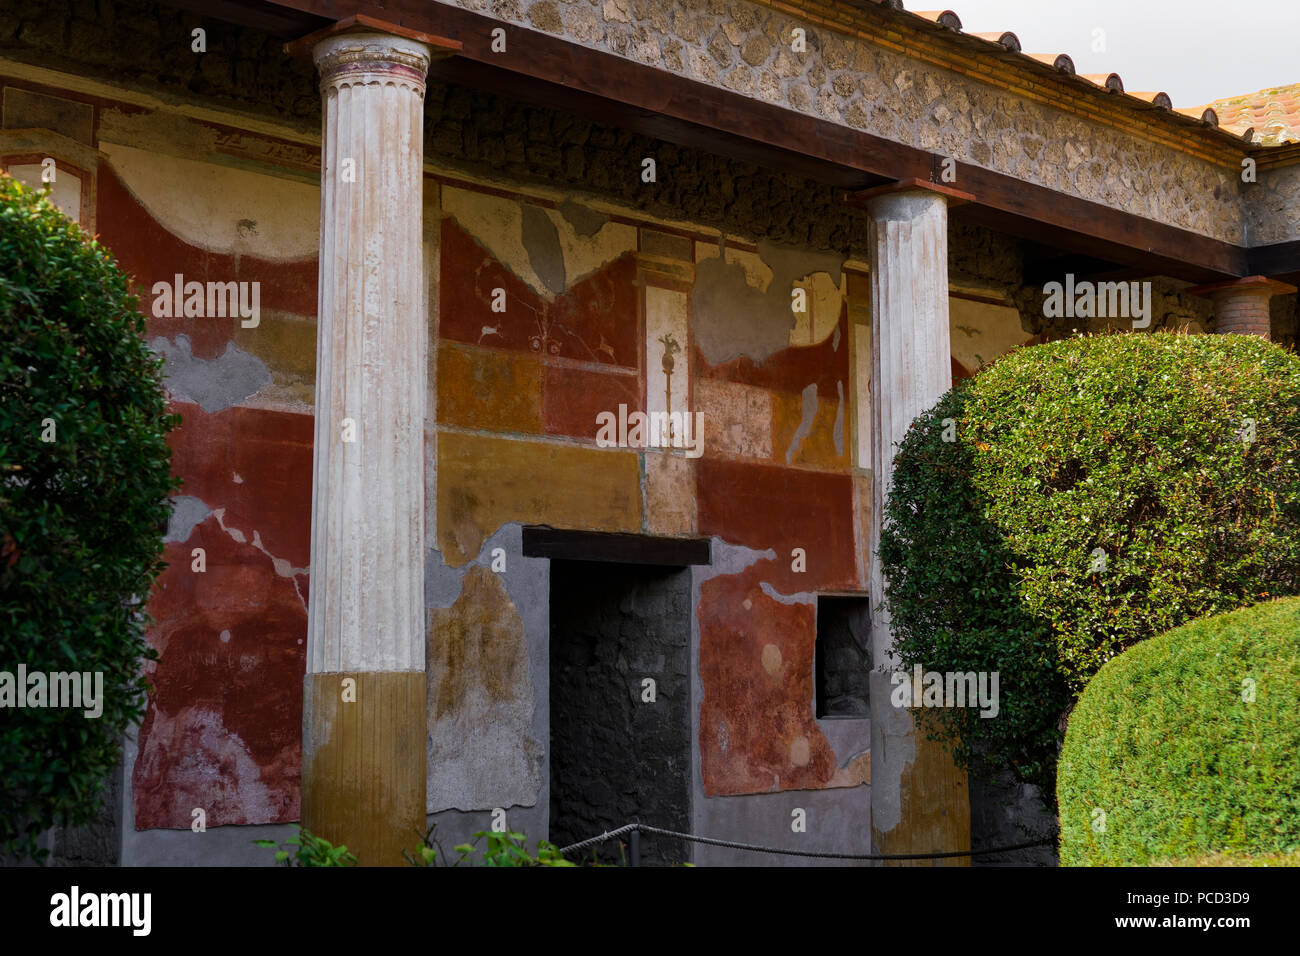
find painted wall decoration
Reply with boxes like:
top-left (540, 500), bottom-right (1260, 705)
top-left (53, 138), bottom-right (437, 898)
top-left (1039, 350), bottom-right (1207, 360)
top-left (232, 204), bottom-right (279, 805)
top-left (42, 89), bottom-right (1047, 830)
top-left (91, 119), bottom-right (319, 830)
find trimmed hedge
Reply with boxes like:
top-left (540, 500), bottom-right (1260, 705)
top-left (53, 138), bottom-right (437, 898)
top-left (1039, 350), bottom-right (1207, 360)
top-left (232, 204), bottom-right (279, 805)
top-left (879, 331), bottom-right (1300, 796)
top-left (0, 173), bottom-right (177, 860)
top-left (1058, 596), bottom-right (1300, 866)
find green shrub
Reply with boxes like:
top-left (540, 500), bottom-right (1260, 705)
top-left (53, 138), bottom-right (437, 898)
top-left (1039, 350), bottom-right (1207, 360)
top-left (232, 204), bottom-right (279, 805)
top-left (255, 825), bottom-right (359, 867)
top-left (1058, 596), bottom-right (1300, 865)
top-left (256, 823), bottom-right (579, 867)
top-left (0, 173), bottom-right (178, 860)
top-left (879, 331), bottom-right (1300, 797)
top-left (406, 825), bottom-right (576, 867)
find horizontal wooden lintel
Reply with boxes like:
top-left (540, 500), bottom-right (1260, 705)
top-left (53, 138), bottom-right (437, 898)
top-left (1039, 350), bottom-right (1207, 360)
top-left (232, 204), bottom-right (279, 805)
top-left (522, 527), bottom-right (712, 566)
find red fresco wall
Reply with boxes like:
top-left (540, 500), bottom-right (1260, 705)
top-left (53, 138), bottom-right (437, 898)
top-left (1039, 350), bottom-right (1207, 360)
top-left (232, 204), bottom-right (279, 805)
top-left (97, 162), bottom-right (315, 829)
top-left (692, 306), bottom-right (865, 796)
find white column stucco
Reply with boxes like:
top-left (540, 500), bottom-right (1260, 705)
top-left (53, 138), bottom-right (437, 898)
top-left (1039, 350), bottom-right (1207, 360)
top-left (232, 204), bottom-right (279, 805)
top-left (867, 189), bottom-right (952, 664)
top-left (307, 31), bottom-right (432, 677)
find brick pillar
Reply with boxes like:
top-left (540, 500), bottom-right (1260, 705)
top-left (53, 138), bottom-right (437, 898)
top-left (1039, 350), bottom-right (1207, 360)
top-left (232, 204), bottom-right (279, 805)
top-left (1189, 275), bottom-right (1297, 340)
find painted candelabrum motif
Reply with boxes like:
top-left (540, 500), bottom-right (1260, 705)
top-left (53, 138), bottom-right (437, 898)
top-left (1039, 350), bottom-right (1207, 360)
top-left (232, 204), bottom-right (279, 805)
top-left (659, 331), bottom-right (681, 444)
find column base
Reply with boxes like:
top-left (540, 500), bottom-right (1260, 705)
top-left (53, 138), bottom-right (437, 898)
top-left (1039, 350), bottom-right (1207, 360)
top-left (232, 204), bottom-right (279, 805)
top-left (869, 672), bottom-right (971, 867)
top-left (302, 671), bottom-right (427, 867)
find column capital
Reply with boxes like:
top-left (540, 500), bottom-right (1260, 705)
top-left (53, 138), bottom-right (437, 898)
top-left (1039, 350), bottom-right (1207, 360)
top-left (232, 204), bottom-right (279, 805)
top-left (285, 14), bottom-right (461, 87)
top-left (845, 177), bottom-right (975, 213)
top-left (1187, 274), bottom-right (1297, 300)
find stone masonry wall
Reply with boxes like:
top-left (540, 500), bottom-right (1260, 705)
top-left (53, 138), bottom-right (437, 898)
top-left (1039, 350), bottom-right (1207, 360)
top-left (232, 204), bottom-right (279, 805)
top-left (0, 0), bottom-right (319, 129)
top-left (454, 0), bottom-right (1245, 243)
top-left (1247, 163), bottom-right (1300, 246)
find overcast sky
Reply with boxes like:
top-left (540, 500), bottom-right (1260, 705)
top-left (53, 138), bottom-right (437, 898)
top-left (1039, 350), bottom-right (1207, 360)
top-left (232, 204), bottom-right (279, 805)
top-left (941, 0), bottom-right (1300, 108)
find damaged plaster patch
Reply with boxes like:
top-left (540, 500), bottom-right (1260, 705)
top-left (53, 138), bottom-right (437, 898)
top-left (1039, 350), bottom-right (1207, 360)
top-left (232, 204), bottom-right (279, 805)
top-left (441, 186), bottom-right (636, 304)
top-left (759, 240), bottom-right (845, 293)
top-left (132, 706), bottom-right (291, 828)
top-left (442, 186), bottom-right (551, 298)
top-left (697, 379), bottom-right (772, 459)
top-left (697, 538), bottom-right (777, 583)
top-left (785, 383), bottom-right (819, 464)
top-left (692, 239), bottom-right (847, 364)
top-left (164, 496), bottom-right (211, 543)
top-left (546, 207), bottom-right (638, 290)
top-left (150, 335), bottom-right (272, 413)
top-left (424, 523), bottom-right (520, 610)
top-left (211, 507), bottom-right (309, 610)
top-left (759, 581), bottom-right (815, 605)
top-left (868, 669), bottom-right (916, 834)
top-left (692, 248), bottom-right (784, 364)
top-left (521, 202), bottom-right (567, 295)
top-left (425, 547), bottom-right (470, 610)
top-left (427, 564), bottom-right (543, 812)
top-left (557, 198), bottom-right (608, 237)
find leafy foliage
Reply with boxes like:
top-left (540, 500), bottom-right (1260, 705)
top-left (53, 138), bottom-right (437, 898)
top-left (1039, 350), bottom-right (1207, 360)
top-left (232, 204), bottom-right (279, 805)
top-left (406, 825), bottom-right (576, 867)
top-left (879, 331), bottom-right (1300, 798)
top-left (0, 173), bottom-right (178, 860)
top-left (1058, 597), bottom-right (1300, 865)
top-left (254, 825), bottom-right (359, 867)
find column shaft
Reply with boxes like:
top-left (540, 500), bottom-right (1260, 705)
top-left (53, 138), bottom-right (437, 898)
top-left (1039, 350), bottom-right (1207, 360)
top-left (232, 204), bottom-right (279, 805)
top-left (302, 30), bottom-right (432, 866)
top-left (865, 190), bottom-right (970, 865)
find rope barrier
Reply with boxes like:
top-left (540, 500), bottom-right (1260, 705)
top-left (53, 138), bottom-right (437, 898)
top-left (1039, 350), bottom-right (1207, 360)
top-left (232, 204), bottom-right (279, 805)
top-left (559, 822), bottom-right (1054, 862)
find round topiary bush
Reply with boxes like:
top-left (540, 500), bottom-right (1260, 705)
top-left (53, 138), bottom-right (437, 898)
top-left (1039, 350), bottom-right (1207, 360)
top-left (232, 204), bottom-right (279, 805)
top-left (1057, 596), bottom-right (1300, 865)
top-left (879, 331), bottom-right (1300, 797)
top-left (0, 173), bottom-right (177, 860)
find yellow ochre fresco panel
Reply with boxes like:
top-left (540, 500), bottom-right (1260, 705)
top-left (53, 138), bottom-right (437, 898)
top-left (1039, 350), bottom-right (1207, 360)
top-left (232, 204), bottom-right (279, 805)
top-left (437, 432), bottom-right (642, 566)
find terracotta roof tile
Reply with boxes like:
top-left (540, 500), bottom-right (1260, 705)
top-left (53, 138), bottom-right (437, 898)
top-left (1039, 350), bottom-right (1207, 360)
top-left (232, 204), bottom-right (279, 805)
top-left (1210, 84), bottom-right (1300, 144)
top-left (970, 31), bottom-right (1021, 53)
top-left (915, 9), bottom-right (962, 31)
top-left (1026, 52), bottom-right (1075, 74)
top-left (1081, 72), bottom-right (1125, 93)
top-left (1129, 91), bottom-right (1174, 110)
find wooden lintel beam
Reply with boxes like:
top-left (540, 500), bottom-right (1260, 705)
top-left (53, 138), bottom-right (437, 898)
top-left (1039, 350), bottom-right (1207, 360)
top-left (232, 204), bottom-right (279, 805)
top-left (522, 528), bottom-right (712, 567)
top-left (952, 202), bottom-right (1244, 284)
top-left (1247, 238), bottom-right (1300, 285)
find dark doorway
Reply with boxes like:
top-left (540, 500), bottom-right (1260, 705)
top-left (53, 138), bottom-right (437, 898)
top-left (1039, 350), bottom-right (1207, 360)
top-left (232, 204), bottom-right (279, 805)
top-left (548, 559), bottom-right (692, 865)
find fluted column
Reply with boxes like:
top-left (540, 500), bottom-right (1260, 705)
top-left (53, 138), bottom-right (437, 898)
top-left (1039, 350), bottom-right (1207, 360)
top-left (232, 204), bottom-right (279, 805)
top-left (864, 187), bottom-right (970, 865)
top-left (300, 27), bottom-right (435, 866)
